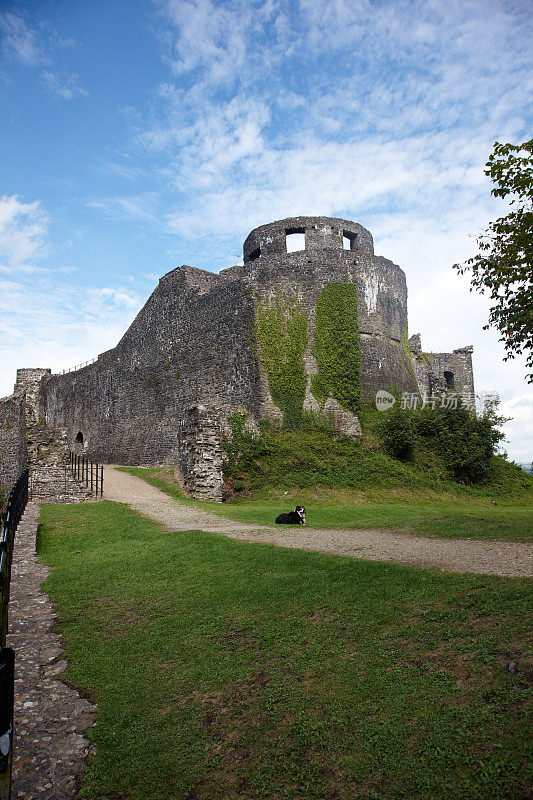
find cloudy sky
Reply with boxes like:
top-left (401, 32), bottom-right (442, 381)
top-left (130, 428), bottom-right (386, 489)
top-left (1, 0), bottom-right (532, 461)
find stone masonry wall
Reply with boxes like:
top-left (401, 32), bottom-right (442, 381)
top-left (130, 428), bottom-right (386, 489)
top-left (409, 334), bottom-right (475, 402)
top-left (40, 266), bottom-right (260, 498)
top-left (29, 216), bottom-right (471, 499)
top-left (230, 216), bottom-right (417, 405)
top-left (14, 369), bottom-right (52, 424)
top-left (0, 395), bottom-right (27, 496)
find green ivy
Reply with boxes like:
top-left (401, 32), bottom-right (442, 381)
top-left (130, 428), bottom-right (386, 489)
top-left (311, 282), bottom-right (361, 412)
top-left (416, 351), bottom-right (435, 367)
top-left (400, 329), bottom-right (418, 383)
top-left (255, 293), bottom-right (309, 428)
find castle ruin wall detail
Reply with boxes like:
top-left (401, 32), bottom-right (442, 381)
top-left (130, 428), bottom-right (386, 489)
top-left (2, 217), bottom-right (475, 499)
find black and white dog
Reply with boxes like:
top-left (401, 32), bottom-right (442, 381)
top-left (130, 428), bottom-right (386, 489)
top-left (275, 506), bottom-right (306, 525)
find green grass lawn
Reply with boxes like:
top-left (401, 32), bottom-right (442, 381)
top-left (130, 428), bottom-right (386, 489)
top-left (119, 467), bottom-right (533, 542)
top-left (39, 500), bottom-right (532, 800)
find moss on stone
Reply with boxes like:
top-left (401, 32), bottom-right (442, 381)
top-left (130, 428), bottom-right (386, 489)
top-left (255, 292), bottom-right (309, 428)
top-left (416, 351), bottom-right (435, 367)
top-left (311, 282), bottom-right (361, 413)
top-left (400, 329), bottom-right (418, 383)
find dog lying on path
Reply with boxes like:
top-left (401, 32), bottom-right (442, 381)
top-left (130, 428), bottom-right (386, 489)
top-left (275, 506), bottom-right (306, 524)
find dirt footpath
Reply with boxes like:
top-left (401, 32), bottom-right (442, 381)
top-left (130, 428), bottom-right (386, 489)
top-left (103, 466), bottom-right (533, 578)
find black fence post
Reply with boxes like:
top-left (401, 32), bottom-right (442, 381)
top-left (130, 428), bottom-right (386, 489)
top-left (100, 465), bottom-right (104, 497)
top-left (0, 647), bottom-right (14, 800)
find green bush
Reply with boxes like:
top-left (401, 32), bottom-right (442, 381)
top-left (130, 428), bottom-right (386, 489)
top-left (414, 404), bottom-right (504, 484)
top-left (378, 407), bottom-right (418, 461)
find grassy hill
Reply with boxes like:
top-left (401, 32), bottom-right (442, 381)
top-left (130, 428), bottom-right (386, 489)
top-left (221, 408), bottom-right (533, 506)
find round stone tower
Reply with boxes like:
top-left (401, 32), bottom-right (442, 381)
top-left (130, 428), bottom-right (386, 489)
top-left (241, 216), bottom-right (417, 403)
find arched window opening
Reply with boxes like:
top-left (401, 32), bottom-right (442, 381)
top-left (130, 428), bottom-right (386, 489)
top-left (248, 247), bottom-right (261, 261)
top-left (74, 431), bottom-right (84, 453)
top-left (444, 371), bottom-right (455, 390)
top-left (286, 227), bottom-right (305, 253)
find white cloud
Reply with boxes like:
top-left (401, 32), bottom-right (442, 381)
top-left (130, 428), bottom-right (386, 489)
top-left (41, 70), bottom-right (88, 100)
top-left (158, 0), bottom-right (278, 86)
top-left (87, 193), bottom-right (159, 224)
top-left (0, 195), bottom-right (143, 398)
top-left (0, 275), bottom-right (143, 399)
top-left (500, 395), bottom-right (533, 464)
top-left (0, 10), bottom-right (44, 65)
top-left (0, 7), bottom-right (84, 98)
top-left (0, 195), bottom-right (50, 273)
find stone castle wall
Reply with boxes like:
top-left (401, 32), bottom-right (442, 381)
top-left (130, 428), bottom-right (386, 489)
top-left (14, 368), bottom-right (52, 423)
top-left (40, 266), bottom-right (261, 498)
top-left (0, 395), bottom-right (27, 495)
top-left (232, 216), bottom-right (417, 404)
top-left (409, 335), bottom-right (474, 402)
top-left (13, 216), bottom-right (475, 500)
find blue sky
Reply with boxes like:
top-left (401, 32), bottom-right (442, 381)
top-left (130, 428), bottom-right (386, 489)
top-left (1, 0), bottom-right (532, 461)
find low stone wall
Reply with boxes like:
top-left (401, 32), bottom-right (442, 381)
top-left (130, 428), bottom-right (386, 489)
top-left (0, 395), bottom-right (27, 496)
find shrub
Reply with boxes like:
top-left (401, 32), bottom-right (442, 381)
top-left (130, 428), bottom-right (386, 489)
top-left (414, 404), bottom-right (504, 484)
top-left (378, 407), bottom-right (418, 461)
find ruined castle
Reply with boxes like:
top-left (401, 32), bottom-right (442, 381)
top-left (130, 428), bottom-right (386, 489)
top-left (1, 216), bottom-right (474, 499)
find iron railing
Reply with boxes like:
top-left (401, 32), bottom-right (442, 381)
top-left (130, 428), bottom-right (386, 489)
top-left (68, 452), bottom-right (104, 498)
top-left (0, 468), bottom-right (29, 799)
top-left (60, 357), bottom-right (98, 375)
top-left (0, 469), bottom-right (29, 647)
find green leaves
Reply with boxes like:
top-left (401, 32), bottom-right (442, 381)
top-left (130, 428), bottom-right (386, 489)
top-left (255, 292), bottom-right (309, 428)
top-left (456, 140), bottom-right (533, 381)
top-left (311, 282), bottom-right (361, 413)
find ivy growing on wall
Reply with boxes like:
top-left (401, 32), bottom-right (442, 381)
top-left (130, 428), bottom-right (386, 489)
top-left (400, 328), bottom-right (418, 384)
top-left (255, 292), bottom-right (309, 428)
top-left (311, 282), bottom-right (361, 413)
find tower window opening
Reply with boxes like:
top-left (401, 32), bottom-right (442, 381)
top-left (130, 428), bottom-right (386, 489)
top-left (343, 230), bottom-right (357, 251)
top-left (285, 227), bottom-right (306, 253)
top-left (248, 247), bottom-right (261, 261)
top-left (444, 371), bottom-right (455, 390)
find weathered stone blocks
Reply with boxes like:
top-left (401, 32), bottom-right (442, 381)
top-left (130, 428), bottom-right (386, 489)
top-left (8, 216), bottom-right (475, 499)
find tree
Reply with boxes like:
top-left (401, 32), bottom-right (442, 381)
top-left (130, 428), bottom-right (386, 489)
top-left (454, 139), bottom-right (533, 382)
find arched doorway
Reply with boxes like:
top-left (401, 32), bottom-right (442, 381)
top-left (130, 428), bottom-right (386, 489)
top-left (74, 431), bottom-right (84, 454)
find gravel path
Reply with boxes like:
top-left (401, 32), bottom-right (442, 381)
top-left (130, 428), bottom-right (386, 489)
top-left (104, 466), bottom-right (533, 578)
